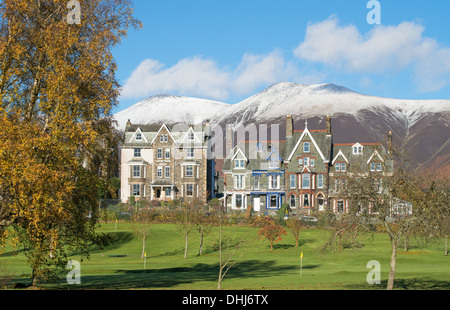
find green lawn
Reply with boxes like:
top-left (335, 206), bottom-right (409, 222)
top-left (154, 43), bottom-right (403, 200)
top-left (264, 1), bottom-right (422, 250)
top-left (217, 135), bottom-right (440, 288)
top-left (1, 222), bottom-right (449, 290)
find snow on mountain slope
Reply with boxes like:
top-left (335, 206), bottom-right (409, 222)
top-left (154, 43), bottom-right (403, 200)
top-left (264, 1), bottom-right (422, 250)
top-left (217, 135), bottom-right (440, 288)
top-left (114, 82), bottom-right (450, 129)
top-left (114, 95), bottom-right (231, 130)
top-left (215, 82), bottom-right (450, 126)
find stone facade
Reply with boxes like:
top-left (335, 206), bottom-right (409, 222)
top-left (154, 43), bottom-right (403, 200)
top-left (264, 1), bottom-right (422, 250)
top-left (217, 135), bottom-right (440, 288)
top-left (120, 121), bottom-right (214, 204)
top-left (222, 115), bottom-right (394, 215)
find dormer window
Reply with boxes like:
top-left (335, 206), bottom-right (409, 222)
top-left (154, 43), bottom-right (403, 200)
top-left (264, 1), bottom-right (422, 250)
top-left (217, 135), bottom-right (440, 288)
top-left (353, 145), bottom-right (363, 154)
top-left (136, 132), bottom-right (142, 141)
top-left (188, 132), bottom-right (195, 141)
top-left (269, 158), bottom-right (279, 169)
top-left (256, 142), bottom-right (263, 152)
top-left (235, 159), bottom-right (245, 169)
top-left (303, 142), bottom-right (310, 153)
top-left (335, 162), bottom-right (346, 172)
top-left (370, 162), bottom-right (382, 172)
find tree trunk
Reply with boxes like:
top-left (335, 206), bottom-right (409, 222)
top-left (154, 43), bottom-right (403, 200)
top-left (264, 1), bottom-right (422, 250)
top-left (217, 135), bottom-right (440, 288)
top-left (184, 233), bottom-right (188, 258)
top-left (199, 230), bottom-right (204, 256)
top-left (141, 235), bottom-right (146, 259)
top-left (445, 236), bottom-right (448, 256)
top-left (387, 238), bottom-right (399, 290)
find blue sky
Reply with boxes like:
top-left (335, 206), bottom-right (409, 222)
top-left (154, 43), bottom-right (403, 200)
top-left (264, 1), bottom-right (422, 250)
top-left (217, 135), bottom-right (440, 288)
top-left (112, 0), bottom-right (450, 113)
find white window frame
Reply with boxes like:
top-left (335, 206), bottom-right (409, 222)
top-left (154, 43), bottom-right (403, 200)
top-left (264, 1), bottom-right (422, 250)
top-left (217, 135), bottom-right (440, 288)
top-left (165, 166), bottom-right (170, 178)
top-left (186, 184), bottom-right (194, 196)
top-left (132, 184), bottom-right (140, 196)
top-left (157, 166), bottom-right (162, 178)
top-left (302, 173), bottom-right (310, 189)
top-left (303, 142), bottom-right (310, 153)
top-left (290, 174), bottom-right (296, 189)
top-left (132, 165), bottom-right (141, 178)
top-left (185, 165), bottom-right (194, 178)
top-left (134, 148), bottom-right (141, 158)
top-left (165, 148), bottom-right (171, 159)
top-left (157, 148), bottom-right (163, 159)
top-left (317, 174), bottom-right (324, 189)
top-left (187, 148), bottom-right (194, 158)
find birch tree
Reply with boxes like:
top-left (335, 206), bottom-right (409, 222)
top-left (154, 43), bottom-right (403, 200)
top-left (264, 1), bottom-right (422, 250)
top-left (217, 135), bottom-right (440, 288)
top-left (0, 0), bottom-right (141, 286)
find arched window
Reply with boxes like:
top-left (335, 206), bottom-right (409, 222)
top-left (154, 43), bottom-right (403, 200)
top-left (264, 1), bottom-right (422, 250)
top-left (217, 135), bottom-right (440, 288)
top-left (317, 193), bottom-right (324, 211)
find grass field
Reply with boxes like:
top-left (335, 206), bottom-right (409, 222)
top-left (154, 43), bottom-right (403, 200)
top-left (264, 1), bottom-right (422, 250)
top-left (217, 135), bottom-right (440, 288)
top-left (0, 222), bottom-right (449, 290)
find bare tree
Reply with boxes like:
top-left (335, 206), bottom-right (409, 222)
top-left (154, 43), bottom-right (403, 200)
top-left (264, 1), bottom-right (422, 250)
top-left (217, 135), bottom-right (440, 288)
top-left (217, 206), bottom-right (249, 290)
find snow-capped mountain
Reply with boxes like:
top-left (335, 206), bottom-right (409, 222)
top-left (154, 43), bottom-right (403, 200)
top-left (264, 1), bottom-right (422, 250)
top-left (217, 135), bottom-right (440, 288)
top-left (114, 82), bottom-right (450, 172)
top-left (114, 95), bottom-right (230, 130)
top-left (215, 82), bottom-right (449, 127)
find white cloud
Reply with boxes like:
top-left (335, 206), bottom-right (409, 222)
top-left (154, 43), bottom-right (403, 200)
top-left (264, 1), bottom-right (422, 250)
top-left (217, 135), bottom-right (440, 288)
top-left (294, 16), bottom-right (450, 92)
top-left (120, 50), bottom-right (303, 101)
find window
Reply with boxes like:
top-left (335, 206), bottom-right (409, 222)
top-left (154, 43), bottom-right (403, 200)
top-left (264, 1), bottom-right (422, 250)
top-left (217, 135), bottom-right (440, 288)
top-left (317, 174), bottom-right (324, 188)
top-left (136, 132), bottom-right (142, 141)
top-left (370, 162), bottom-right (376, 171)
top-left (335, 163), bottom-right (341, 172)
top-left (188, 131), bottom-right (195, 141)
top-left (160, 134), bottom-right (164, 142)
top-left (256, 142), bottom-right (263, 152)
top-left (235, 175), bottom-right (245, 189)
top-left (317, 194), bottom-right (324, 210)
top-left (353, 146), bottom-right (362, 154)
top-left (310, 158), bottom-right (315, 166)
top-left (269, 159), bottom-right (279, 169)
top-left (157, 166), bottom-right (162, 178)
top-left (132, 165), bottom-right (140, 178)
top-left (132, 184), bottom-right (140, 196)
top-left (164, 134), bottom-right (168, 142)
top-left (254, 175), bottom-right (260, 190)
top-left (270, 195), bottom-right (277, 208)
top-left (134, 148), bottom-right (141, 158)
top-left (290, 174), bottom-right (296, 189)
top-left (235, 159), bottom-right (245, 169)
top-left (185, 166), bottom-right (194, 177)
top-left (165, 188), bottom-right (171, 197)
top-left (303, 194), bottom-right (309, 207)
top-left (303, 142), bottom-right (310, 153)
top-left (157, 148), bottom-right (163, 159)
top-left (290, 194), bottom-right (296, 208)
top-left (165, 148), bottom-right (170, 159)
top-left (235, 194), bottom-right (242, 208)
top-left (335, 178), bottom-right (340, 192)
top-left (341, 163), bottom-right (346, 172)
top-left (376, 163), bottom-right (382, 171)
top-left (269, 175), bottom-right (280, 189)
top-left (337, 200), bottom-right (344, 213)
top-left (303, 157), bottom-right (309, 166)
top-left (165, 166), bottom-right (170, 178)
top-left (186, 184), bottom-right (194, 196)
top-left (302, 173), bottom-right (310, 189)
top-left (187, 148), bottom-right (194, 158)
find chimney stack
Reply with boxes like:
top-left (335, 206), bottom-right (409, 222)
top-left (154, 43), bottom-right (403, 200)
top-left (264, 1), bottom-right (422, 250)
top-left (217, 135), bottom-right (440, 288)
top-left (286, 115), bottom-right (293, 138)
top-left (388, 130), bottom-right (393, 154)
top-left (126, 119), bottom-right (131, 127)
top-left (326, 115), bottom-right (331, 135)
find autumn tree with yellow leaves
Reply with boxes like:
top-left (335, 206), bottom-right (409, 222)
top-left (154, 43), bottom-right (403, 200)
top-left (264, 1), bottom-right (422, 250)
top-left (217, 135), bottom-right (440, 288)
top-left (0, 0), bottom-right (141, 286)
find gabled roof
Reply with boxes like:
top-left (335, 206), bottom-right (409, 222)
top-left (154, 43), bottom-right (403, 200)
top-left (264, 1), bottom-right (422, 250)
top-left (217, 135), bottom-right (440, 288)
top-left (287, 125), bottom-right (328, 162)
top-left (129, 127), bottom-right (148, 143)
top-left (150, 124), bottom-right (177, 145)
top-left (230, 146), bottom-right (248, 162)
top-left (265, 147), bottom-right (283, 161)
top-left (332, 149), bottom-right (349, 164)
